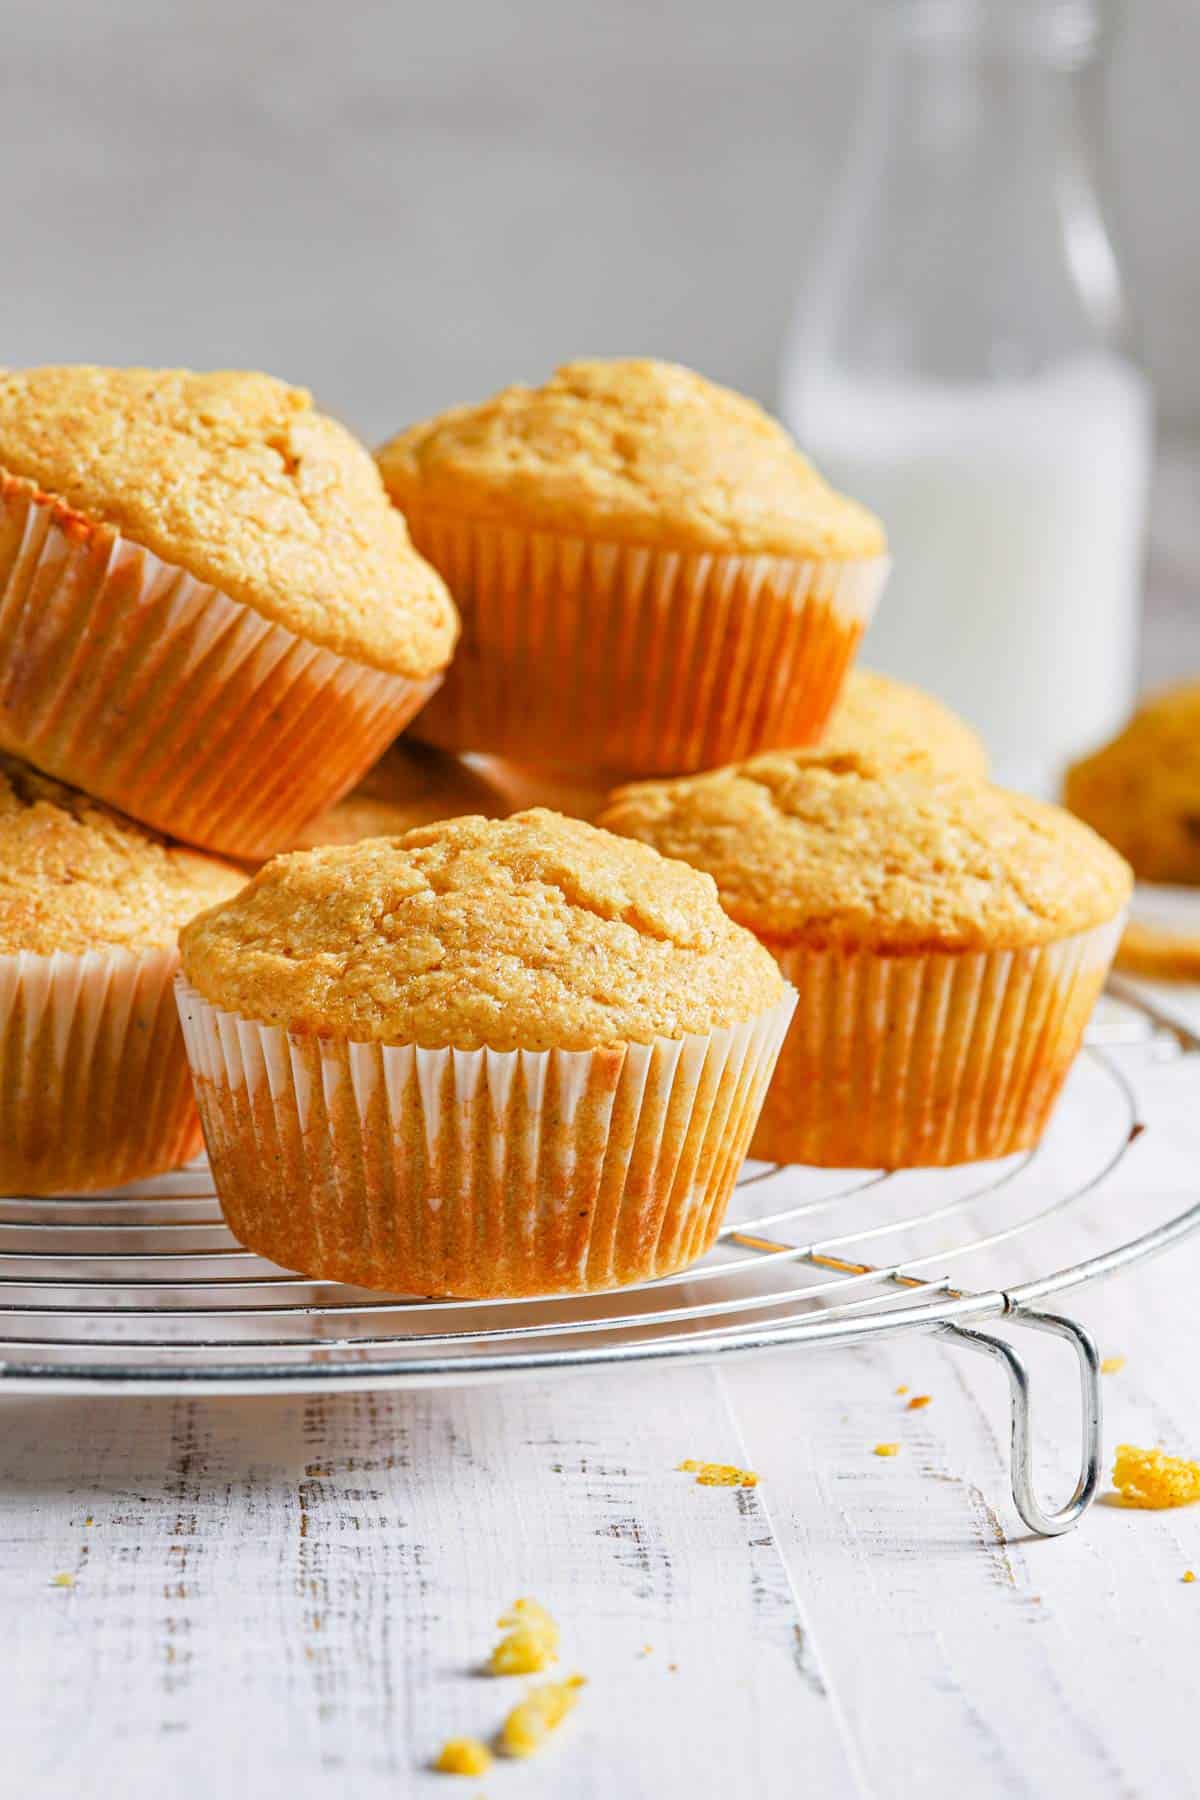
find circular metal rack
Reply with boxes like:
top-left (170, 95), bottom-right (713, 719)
top-left (2, 981), bottom-right (1198, 1538)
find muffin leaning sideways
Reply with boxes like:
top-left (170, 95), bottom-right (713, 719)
top-left (0, 756), bottom-right (243, 1194)
top-left (0, 366), bottom-right (457, 859)
top-left (600, 749), bottom-right (1130, 1168)
top-left (380, 358), bottom-right (887, 777)
top-left (178, 810), bottom-right (795, 1297)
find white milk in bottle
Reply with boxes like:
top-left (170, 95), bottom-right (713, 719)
top-left (788, 353), bottom-right (1152, 794)
top-left (784, 0), bottom-right (1152, 794)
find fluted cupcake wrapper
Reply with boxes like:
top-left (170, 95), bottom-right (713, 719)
top-left (750, 919), bottom-right (1125, 1170)
top-left (0, 947), bottom-right (202, 1194)
top-left (404, 507), bottom-right (890, 776)
top-left (0, 471), bottom-right (442, 859)
top-left (176, 980), bottom-right (796, 1297)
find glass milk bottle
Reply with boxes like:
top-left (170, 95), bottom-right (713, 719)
top-left (782, 0), bottom-right (1152, 794)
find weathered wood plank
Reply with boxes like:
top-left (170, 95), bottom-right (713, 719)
top-left (0, 1367), bottom-right (861, 1799)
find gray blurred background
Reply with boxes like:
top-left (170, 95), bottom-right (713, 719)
top-left (3, 0), bottom-right (1196, 670)
top-left (4, 0), bottom-right (1195, 432)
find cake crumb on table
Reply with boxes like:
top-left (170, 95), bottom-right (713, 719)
top-left (677, 1459), bottom-right (758, 1487)
top-left (500, 1676), bottom-right (586, 1758)
top-left (1183, 1571), bottom-right (1196, 1584)
top-left (434, 1738), bottom-right (492, 1776)
top-left (1111, 1445), bottom-right (1200, 1509)
top-left (487, 1598), bottom-right (559, 1675)
top-left (895, 1385), bottom-right (909, 1395)
top-left (874, 1443), bottom-right (901, 1457)
top-left (906, 1394), bottom-right (932, 1411)
top-left (50, 1572), bottom-right (74, 1589)
top-left (1100, 1355), bottom-right (1126, 1375)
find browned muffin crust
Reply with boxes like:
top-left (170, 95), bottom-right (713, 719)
top-left (0, 366), bottom-right (458, 676)
top-left (599, 748), bottom-right (1131, 952)
top-left (181, 808), bottom-right (785, 1050)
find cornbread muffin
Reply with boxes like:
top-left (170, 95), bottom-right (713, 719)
top-left (1065, 684), bottom-right (1200, 885)
top-left (599, 750), bottom-right (1130, 1167)
top-left (0, 756), bottom-right (243, 1193)
top-left (0, 366), bottom-right (458, 859)
top-left (380, 359), bottom-right (888, 776)
top-left (825, 670), bottom-right (987, 776)
top-left (284, 741), bottom-right (507, 852)
top-left (177, 810), bottom-right (794, 1295)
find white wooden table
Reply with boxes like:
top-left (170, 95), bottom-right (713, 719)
top-left (5, 451), bottom-right (1199, 1799)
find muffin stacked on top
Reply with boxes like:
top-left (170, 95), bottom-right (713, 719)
top-left (0, 367), bottom-right (458, 860)
top-left (378, 359), bottom-right (889, 778)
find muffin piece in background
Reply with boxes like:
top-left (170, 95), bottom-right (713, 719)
top-left (824, 669), bottom-right (987, 776)
top-left (379, 358), bottom-right (887, 778)
top-left (0, 756), bottom-right (243, 1194)
top-left (0, 367), bottom-right (458, 861)
top-left (178, 810), bottom-right (794, 1297)
top-left (1065, 684), bottom-right (1200, 982)
top-left (599, 749), bottom-right (1130, 1169)
top-left (1065, 685), bottom-right (1200, 884)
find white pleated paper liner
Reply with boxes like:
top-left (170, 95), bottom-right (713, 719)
top-left (176, 979), bottom-right (796, 1297)
top-left (750, 916), bottom-right (1124, 1169)
top-left (0, 468), bottom-right (442, 860)
top-left (0, 945), bottom-right (202, 1194)
top-left (404, 504), bottom-right (890, 775)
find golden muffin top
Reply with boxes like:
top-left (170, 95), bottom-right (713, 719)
top-left (598, 748), bottom-right (1131, 951)
top-left (285, 742), bottom-right (508, 853)
top-left (1064, 684), bottom-right (1200, 884)
top-left (378, 359), bottom-right (885, 560)
top-left (0, 366), bottom-right (458, 678)
top-left (825, 670), bottom-right (988, 777)
top-left (180, 808), bottom-right (786, 1050)
top-left (0, 756), bottom-right (243, 956)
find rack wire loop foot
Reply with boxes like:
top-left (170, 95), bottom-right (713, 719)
top-left (944, 1309), bottom-right (1103, 1537)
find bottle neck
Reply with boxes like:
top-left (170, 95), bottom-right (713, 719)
top-left (815, 0), bottom-right (1130, 377)
top-left (878, 0), bottom-right (1111, 66)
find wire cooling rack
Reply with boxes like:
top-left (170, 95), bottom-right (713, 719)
top-left (1, 981), bottom-right (1197, 1536)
